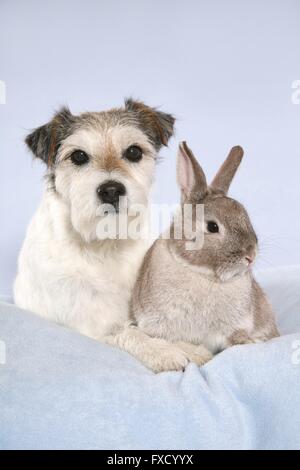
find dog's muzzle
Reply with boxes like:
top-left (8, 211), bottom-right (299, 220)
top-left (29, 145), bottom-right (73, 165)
top-left (97, 180), bottom-right (126, 211)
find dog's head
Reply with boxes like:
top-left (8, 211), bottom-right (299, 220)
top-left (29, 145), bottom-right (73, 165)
top-left (26, 99), bottom-right (175, 242)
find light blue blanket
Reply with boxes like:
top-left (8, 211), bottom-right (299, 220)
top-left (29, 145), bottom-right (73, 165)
top-left (1, 266), bottom-right (300, 450)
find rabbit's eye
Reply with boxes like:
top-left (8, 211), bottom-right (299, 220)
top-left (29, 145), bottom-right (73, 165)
top-left (207, 221), bottom-right (219, 233)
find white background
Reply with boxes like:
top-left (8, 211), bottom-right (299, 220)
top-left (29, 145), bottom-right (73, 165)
top-left (1, 0), bottom-right (300, 296)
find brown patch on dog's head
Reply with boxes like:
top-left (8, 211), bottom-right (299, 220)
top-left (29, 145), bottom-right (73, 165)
top-left (25, 107), bottom-right (76, 166)
top-left (124, 98), bottom-right (175, 150)
top-left (25, 100), bottom-right (175, 167)
top-left (95, 142), bottom-right (131, 177)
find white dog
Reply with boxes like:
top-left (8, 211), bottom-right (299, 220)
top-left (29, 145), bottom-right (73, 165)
top-left (14, 99), bottom-right (200, 372)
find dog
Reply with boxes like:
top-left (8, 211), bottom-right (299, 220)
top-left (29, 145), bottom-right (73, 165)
top-left (14, 99), bottom-right (197, 372)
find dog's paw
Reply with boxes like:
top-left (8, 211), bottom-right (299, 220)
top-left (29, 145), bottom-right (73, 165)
top-left (176, 342), bottom-right (213, 367)
top-left (102, 330), bottom-right (188, 373)
top-left (144, 340), bottom-right (189, 373)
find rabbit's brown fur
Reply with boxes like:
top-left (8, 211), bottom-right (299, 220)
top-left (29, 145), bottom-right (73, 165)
top-left (130, 142), bottom-right (279, 361)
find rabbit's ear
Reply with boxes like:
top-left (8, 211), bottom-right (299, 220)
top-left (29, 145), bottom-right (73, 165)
top-left (210, 146), bottom-right (244, 194)
top-left (177, 141), bottom-right (207, 201)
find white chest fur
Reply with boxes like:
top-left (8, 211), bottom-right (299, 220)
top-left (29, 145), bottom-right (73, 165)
top-left (14, 192), bottom-right (149, 339)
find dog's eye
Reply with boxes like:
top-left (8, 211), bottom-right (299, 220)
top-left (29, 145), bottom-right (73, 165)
top-left (123, 145), bottom-right (143, 162)
top-left (70, 150), bottom-right (89, 166)
top-left (207, 221), bottom-right (219, 233)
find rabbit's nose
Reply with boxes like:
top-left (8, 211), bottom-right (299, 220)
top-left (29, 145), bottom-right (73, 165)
top-left (245, 245), bottom-right (256, 264)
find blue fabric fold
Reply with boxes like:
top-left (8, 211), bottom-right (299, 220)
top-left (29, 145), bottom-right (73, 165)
top-left (1, 266), bottom-right (300, 449)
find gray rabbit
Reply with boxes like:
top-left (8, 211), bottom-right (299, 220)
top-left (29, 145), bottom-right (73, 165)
top-left (130, 142), bottom-right (279, 367)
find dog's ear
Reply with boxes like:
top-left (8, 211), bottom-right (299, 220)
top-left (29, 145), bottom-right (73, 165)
top-left (125, 98), bottom-right (175, 150)
top-left (25, 107), bottom-right (75, 166)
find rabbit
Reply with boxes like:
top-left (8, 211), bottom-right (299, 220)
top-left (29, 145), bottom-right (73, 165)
top-left (130, 142), bottom-right (279, 365)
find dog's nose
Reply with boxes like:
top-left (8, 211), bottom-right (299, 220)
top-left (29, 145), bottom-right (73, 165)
top-left (97, 181), bottom-right (126, 205)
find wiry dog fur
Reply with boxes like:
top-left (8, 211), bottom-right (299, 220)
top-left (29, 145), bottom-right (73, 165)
top-left (14, 99), bottom-right (199, 372)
